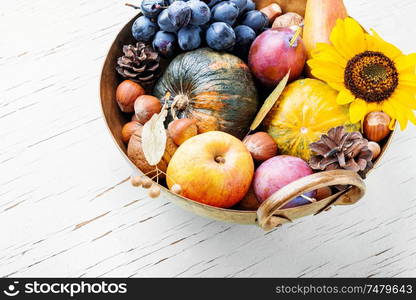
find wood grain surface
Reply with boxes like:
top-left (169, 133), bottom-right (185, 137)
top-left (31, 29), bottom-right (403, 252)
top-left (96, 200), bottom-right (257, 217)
top-left (1, 0), bottom-right (416, 277)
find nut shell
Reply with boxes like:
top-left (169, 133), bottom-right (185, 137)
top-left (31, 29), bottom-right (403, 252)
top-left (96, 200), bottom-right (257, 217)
top-left (243, 132), bottom-right (278, 161)
top-left (127, 127), bottom-right (178, 178)
top-left (121, 121), bottom-right (142, 144)
top-left (363, 111), bottom-right (391, 142)
top-left (168, 118), bottom-right (198, 145)
top-left (116, 80), bottom-right (145, 113)
top-left (134, 95), bottom-right (162, 124)
top-left (272, 12), bottom-right (303, 28)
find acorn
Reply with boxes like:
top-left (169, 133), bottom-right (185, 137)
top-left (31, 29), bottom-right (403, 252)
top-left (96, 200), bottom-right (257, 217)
top-left (148, 184), bottom-right (161, 198)
top-left (116, 80), bottom-right (145, 113)
top-left (363, 111), bottom-right (391, 142)
top-left (134, 95), bottom-right (162, 124)
top-left (367, 141), bottom-right (381, 160)
top-left (121, 121), bottom-right (142, 144)
top-left (168, 118), bottom-right (198, 146)
top-left (243, 132), bottom-right (278, 162)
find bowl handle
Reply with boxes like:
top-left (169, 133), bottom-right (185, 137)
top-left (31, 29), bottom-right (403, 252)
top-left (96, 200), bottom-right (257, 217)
top-left (256, 170), bottom-right (366, 231)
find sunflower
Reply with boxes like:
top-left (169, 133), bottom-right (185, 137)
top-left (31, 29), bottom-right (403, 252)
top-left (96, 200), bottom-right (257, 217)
top-left (308, 17), bottom-right (416, 130)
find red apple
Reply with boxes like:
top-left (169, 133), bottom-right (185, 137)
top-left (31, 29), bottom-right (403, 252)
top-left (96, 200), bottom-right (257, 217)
top-left (248, 27), bottom-right (307, 87)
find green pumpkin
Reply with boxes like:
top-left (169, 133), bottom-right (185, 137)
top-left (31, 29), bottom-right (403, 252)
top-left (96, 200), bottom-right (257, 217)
top-left (153, 48), bottom-right (258, 138)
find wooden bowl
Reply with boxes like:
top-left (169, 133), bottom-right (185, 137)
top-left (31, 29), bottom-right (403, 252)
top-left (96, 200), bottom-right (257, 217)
top-left (100, 0), bottom-right (395, 231)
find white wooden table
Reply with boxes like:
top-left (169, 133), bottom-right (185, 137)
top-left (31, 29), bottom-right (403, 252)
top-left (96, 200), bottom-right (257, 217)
top-left (1, 0), bottom-right (416, 278)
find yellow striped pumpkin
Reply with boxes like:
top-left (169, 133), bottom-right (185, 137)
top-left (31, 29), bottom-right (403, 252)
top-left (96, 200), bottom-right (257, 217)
top-left (264, 79), bottom-right (360, 161)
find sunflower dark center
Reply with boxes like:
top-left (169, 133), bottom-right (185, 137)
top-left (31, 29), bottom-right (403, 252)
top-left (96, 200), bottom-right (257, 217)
top-left (344, 51), bottom-right (398, 103)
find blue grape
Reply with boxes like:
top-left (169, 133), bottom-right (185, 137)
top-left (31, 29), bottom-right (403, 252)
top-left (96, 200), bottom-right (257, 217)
top-left (152, 31), bottom-right (177, 58)
top-left (241, 10), bottom-right (268, 33)
top-left (178, 25), bottom-right (202, 50)
top-left (141, 0), bottom-right (165, 18)
top-left (158, 9), bottom-right (180, 32)
top-left (234, 25), bottom-right (256, 47)
top-left (206, 22), bottom-right (236, 51)
top-left (204, 0), bottom-right (221, 8)
top-left (132, 16), bottom-right (158, 42)
top-left (168, 1), bottom-right (192, 28)
top-left (239, 0), bottom-right (255, 16)
top-left (233, 25), bottom-right (255, 58)
top-left (211, 1), bottom-right (239, 26)
top-left (230, 0), bottom-right (247, 11)
top-left (188, 0), bottom-right (211, 25)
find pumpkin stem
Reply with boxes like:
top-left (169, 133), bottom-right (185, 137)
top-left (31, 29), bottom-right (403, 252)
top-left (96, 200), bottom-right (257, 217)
top-left (171, 94), bottom-right (190, 120)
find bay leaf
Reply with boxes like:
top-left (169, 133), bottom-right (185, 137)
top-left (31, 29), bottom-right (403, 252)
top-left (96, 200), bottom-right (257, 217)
top-left (249, 70), bottom-right (290, 131)
top-left (141, 104), bottom-right (168, 166)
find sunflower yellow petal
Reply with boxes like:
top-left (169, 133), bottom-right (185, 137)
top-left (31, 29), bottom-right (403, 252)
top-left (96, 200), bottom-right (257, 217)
top-left (343, 18), bottom-right (366, 54)
top-left (399, 73), bottom-right (416, 88)
top-left (367, 102), bottom-right (381, 112)
top-left (330, 18), bottom-right (355, 60)
top-left (310, 69), bottom-right (345, 91)
top-left (336, 89), bottom-right (355, 105)
top-left (397, 83), bottom-right (416, 94)
top-left (389, 102), bottom-right (409, 130)
top-left (382, 100), bottom-right (397, 120)
top-left (307, 59), bottom-right (344, 79)
top-left (406, 109), bottom-right (416, 126)
top-left (366, 29), bottom-right (402, 59)
top-left (391, 89), bottom-right (416, 109)
top-left (312, 43), bottom-right (348, 66)
top-left (395, 53), bottom-right (416, 72)
top-left (349, 99), bottom-right (368, 123)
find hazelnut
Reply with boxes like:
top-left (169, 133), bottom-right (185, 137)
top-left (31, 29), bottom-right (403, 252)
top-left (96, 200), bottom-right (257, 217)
top-left (168, 118), bottom-right (198, 145)
top-left (121, 121), bottom-right (142, 144)
top-left (363, 111), bottom-right (391, 142)
top-left (116, 80), bottom-right (145, 113)
top-left (367, 141), bottom-right (381, 160)
top-left (243, 132), bottom-right (278, 162)
top-left (134, 95), bottom-right (162, 124)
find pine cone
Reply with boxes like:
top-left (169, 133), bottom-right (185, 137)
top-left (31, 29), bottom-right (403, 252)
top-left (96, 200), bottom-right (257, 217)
top-left (116, 42), bottom-right (161, 89)
top-left (309, 126), bottom-right (373, 177)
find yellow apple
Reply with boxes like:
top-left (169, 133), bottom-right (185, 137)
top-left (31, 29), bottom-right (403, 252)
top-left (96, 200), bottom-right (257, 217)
top-left (166, 131), bottom-right (254, 208)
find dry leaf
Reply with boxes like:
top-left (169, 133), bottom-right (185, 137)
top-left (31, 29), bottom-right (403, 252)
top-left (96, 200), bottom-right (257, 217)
top-left (249, 71), bottom-right (290, 131)
top-left (141, 104), bottom-right (168, 166)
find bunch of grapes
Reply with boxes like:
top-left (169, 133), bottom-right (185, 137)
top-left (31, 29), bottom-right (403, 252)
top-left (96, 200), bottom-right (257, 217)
top-left (131, 0), bottom-right (268, 59)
